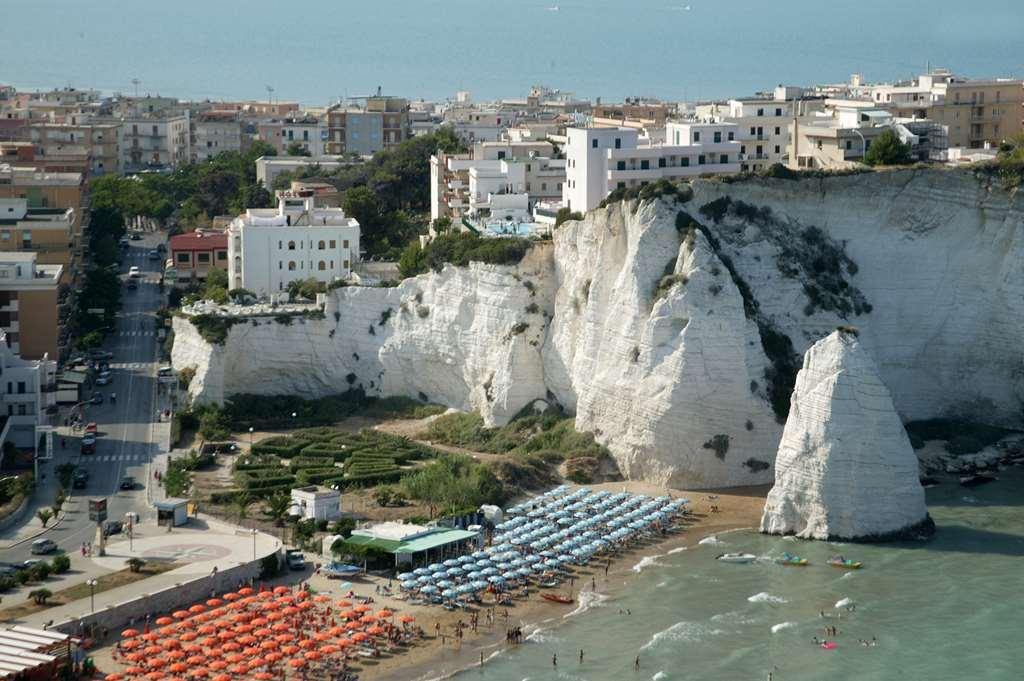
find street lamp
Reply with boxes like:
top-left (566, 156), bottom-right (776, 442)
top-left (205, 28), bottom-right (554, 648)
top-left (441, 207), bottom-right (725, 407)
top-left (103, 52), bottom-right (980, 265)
top-left (248, 426), bottom-right (254, 450)
top-left (87, 579), bottom-right (98, 612)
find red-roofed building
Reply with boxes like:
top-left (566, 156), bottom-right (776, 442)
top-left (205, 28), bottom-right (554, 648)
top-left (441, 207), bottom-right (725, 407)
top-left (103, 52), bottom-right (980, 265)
top-left (169, 230), bottom-right (227, 283)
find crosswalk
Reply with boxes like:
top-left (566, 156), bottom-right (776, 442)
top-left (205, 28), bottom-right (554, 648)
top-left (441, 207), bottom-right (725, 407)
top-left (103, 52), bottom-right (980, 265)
top-left (84, 454), bottom-right (150, 463)
top-left (110, 362), bottom-right (151, 370)
top-left (117, 331), bottom-right (156, 337)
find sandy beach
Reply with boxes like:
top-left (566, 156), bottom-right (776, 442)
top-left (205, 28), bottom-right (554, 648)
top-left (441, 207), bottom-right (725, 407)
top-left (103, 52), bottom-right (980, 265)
top-left (86, 482), bottom-right (766, 680)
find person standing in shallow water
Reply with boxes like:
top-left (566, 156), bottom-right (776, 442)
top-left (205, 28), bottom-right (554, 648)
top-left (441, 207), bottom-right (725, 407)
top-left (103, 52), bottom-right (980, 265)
top-left (580, 649), bottom-right (584, 663)
top-left (635, 655), bottom-right (640, 670)
top-left (552, 652), bottom-right (557, 667)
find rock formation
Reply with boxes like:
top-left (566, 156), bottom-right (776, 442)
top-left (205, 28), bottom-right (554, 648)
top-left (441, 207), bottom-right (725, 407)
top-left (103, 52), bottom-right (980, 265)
top-left (172, 168), bottom-right (1024, 488)
top-left (760, 330), bottom-right (931, 540)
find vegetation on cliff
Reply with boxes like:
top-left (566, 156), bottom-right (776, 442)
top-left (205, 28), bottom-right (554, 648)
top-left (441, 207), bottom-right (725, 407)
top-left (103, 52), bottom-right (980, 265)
top-left (398, 232), bottom-right (532, 278)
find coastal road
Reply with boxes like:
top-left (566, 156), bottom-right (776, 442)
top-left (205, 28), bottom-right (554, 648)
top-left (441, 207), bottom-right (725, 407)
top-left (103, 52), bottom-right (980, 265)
top-left (3, 232), bottom-right (168, 566)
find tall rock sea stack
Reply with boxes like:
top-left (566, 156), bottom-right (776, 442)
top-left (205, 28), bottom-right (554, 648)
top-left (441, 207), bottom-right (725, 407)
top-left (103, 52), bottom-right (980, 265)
top-left (760, 329), bottom-right (932, 540)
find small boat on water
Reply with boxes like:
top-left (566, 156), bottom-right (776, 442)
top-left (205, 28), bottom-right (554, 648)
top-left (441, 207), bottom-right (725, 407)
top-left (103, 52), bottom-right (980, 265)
top-left (827, 555), bottom-right (863, 570)
top-left (716, 553), bottom-right (757, 564)
top-left (538, 578), bottom-right (560, 588)
top-left (776, 552), bottom-right (809, 567)
top-left (541, 593), bottom-right (574, 604)
top-left (960, 473), bottom-right (998, 487)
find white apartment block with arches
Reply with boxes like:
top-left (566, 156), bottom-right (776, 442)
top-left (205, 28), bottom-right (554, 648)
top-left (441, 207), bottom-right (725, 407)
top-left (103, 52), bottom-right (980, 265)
top-left (226, 190), bottom-right (360, 296)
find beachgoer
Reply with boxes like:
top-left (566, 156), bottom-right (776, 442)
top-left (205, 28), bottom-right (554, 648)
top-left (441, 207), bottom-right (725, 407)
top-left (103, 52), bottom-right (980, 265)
top-left (580, 649), bottom-right (584, 663)
top-left (481, 652), bottom-right (484, 667)
top-left (635, 655), bottom-right (640, 671)
top-left (552, 653), bottom-right (557, 667)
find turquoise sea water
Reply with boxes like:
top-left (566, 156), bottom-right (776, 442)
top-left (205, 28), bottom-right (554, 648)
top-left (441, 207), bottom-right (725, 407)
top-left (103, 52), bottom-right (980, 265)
top-left (451, 469), bottom-right (1024, 681)
top-left (3, 1), bottom-right (1024, 103)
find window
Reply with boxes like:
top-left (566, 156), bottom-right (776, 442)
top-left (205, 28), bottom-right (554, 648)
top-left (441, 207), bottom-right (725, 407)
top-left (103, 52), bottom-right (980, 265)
top-left (318, 261), bottom-right (326, 271)
top-left (698, 154), bottom-right (706, 165)
top-left (278, 241), bottom-right (282, 249)
top-left (318, 240), bottom-right (326, 250)
top-left (719, 154), bottom-right (728, 164)
top-left (845, 140), bottom-right (852, 150)
top-left (288, 241), bottom-right (295, 250)
top-left (497, 151), bottom-right (506, 159)
top-left (658, 158), bottom-right (666, 168)
top-left (16, 381), bottom-right (25, 394)
top-left (727, 132), bottom-right (734, 141)
top-left (217, 251), bottom-right (227, 261)
top-left (279, 261), bottom-right (283, 270)
top-left (526, 164), bottom-right (531, 172)
top-left (614, 138), bottom-right (621, 149)
top-left (592, 139), bottom-right (598, 148)
top-left (197, 253), bottom-right (210, 263)
top-left (757, 108), bottom-right (764, 116)
top-left (541, 182), bottom-right (547, 190)
top-left (741, 145), bottom-right (747, 154)
top-left (330, 260), bottom-right (334, 269)
top-left (343, 260), bottom-right (349, 269)
top-left (681, 157), bottom-right (690, 167)
top-left (713, 132), bottom-right (722, 143)
top-left (640, 160), bottom-right (649, 170)
top-left (17, 404), bottom-right (26, 416)
top-left (342, 240), bottom-right (349, 249)
top-left (749, 127), bottom-right (756, 136)
top-left (774, 127), bottom-right (781, 135)
top-left (329, 240), bottom-right (336, 248)
top-left (288, 261), bottom-right (296, 270)
top-left (774, 145), bottom-right (780, 154)
top-left (616, 161), bottom-right (626, 170)
top-left (693, 131), bottom-right (700, 142)
top-left (176, 253), bottom-right (190, 264)
top-left (617, 182), bottom-right (626, 189)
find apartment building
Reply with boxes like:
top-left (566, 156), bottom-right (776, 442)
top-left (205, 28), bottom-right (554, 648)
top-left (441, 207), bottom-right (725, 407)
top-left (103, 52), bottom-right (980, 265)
top-left (0, 251), bottom-right (63, 360)
top-left (695, 92), bottom-right (811, 172)
top-left (592, 99), bottom-right (672, 128)
top-left (29, 121), bottom-right (121, 175)
top-left (0, 198), bottom-right (78, 280)
top-left (563, 123), bottom-right (741, 213)
top-left (119, 113), bottom-right (191, 172)
top-left (169, 230), bottom-right (228, 283)
top-left (280, 116), bottom-right (327, 156)
top-left (227, 190), bottom-right (360, 295)
top-left (326, 96), bottom-right (410, 156)
top-left (0, 328), bottom-right (57, 446)
top-left (865, 70), bottom-right (1023, 149)
top-left (0, 165), bottom-right (84, 226)
top-left (192, 111), bottom-right (243, 162)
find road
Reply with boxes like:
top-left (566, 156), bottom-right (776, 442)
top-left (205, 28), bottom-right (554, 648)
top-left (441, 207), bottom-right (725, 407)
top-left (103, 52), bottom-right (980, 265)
top-left (3, 232), bottom-right (168, 565)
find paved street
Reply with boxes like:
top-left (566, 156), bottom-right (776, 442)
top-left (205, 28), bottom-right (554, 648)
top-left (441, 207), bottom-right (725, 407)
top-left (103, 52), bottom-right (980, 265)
top-left (1, 231), bottom-right (169, 570)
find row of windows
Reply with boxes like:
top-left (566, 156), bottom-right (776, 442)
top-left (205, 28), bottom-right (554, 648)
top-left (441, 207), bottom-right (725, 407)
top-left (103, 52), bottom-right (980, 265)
top-left (277, 260), bottom-right (350, 271)
top-left (279, 239), bottom-right (349, 250)
top-left (613, 154), bottom-right (732, 171)
top-left (176, 251), bottom-right (228, 264)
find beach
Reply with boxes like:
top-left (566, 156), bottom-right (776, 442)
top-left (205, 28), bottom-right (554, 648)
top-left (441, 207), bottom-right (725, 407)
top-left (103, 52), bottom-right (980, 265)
top-left (86, 482), bottom-right (767, 681)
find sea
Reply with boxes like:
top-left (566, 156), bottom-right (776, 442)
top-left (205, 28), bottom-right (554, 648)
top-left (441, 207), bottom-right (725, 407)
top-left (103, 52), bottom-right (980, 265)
top-left (3, 0), bottom-right (1024, 104)
top-left (450, 468), bottom-right (1024, 681)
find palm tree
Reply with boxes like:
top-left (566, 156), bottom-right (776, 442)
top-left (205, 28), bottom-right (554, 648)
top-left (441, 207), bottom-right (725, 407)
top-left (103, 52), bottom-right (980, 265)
top-left (233, 493), bottom-right (252, 523)
top-left (37, 509), bottom-right (53, 528)
top-left (263, 492), bottom-right (291, 527)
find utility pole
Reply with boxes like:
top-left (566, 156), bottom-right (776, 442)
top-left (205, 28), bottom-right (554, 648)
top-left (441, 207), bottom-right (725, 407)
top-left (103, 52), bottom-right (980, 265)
top-left (266, 85), bottom-right (275, 105)
top-left (131, 79), bottom-right (140, 98)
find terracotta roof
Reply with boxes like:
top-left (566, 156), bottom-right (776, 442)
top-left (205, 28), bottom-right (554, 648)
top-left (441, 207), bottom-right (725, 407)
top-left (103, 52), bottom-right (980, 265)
top-left (169, 232), bottom-right (227, 252)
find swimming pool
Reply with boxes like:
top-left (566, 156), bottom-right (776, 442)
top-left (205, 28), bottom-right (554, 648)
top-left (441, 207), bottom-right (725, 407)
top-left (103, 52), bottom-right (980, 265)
top-left (484, 222), bottom-right (542, 237)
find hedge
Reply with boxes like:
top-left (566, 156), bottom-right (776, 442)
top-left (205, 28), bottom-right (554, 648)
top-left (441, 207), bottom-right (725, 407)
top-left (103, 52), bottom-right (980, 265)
top-left (252, 437), bottom-right (307, 457)
top-left (296, 468), bottom-right (344, 485)
top-left (289, 457), bottom-right (340, 472)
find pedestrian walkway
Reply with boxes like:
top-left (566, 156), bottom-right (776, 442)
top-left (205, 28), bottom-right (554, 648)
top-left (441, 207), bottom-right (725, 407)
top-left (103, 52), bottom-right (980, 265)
top-left (115, 331), bottom-right (156, 337)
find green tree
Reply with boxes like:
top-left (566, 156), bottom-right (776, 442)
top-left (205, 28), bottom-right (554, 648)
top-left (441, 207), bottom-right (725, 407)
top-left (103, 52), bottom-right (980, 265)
top-left (342, 186), bottom-right (383, 236)
top-left (554, 208), bottom-right (584, 228)
top-left (28, 588), bottom-right (52, 605)
top-left (286, 142), bottom-right (312, 157)
top-left (51, 555), bottom-right (71, 574)
top-left (263, 492), bottom-right (292, 527)
top-left (198, 407), bottom-right (231, 441)
top-left (398, 241), bottom-right (426, 279)
top-left (36, 509), bottom-right (53, 527)
top-left (373, 486), bottom-right (394, 507)
top-left (862, 128), bottom-right (912, 166)
top-left (233, 493), bottom-right (252, 522)
top-left (29, 561), bottom-right (51, 582)
top-left (126, 557), bottom-right (146, 573)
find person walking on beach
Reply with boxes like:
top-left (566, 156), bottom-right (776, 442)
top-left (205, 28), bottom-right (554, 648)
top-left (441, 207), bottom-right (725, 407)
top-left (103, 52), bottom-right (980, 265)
top-left (635, 655), bottom-right (640, 671)
top-left (480, 652), bottom-right (484, 667)
top-left (579, 648), bottom-right (584, 664)
top-left (552, 653), bottom-right (557, 667)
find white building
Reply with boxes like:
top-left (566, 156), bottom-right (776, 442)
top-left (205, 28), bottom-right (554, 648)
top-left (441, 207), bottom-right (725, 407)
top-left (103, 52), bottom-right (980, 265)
top-left (563, 123), bottom-right (742, 213)
top-left (0, 328), bottom-right (56, 449)
top-left (254, 155), bottom-right (353, 188)
top-left (192, 111), bottom-right (243, 162)
top-left (290, 485), bottom-right (341, 522)
top-left (118, 113), bottom-right (191, 172)
top-left (695, 94), bottom-right (808, 172)
top-left (227, 189), bottom-right (360, 295)
top-left (280, 116), bottom-right (328, 156)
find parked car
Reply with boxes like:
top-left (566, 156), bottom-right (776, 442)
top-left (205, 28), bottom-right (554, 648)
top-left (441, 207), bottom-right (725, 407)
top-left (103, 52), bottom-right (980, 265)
top-left (102, 520), bottom-right (124, 537)
top-left (81, 433), bottom-right (97, 455)
top-left (72, 470), bottom-right (89, 489)
top-left (119, 237), bottom-right (130, 248)
top-left (96, 375), bottom-right (112, 386)
top-left (148, 249), bottom-right (160, 260)
top-left (0, 563), bottom-right (18, 577)
top-left (128, 266), bottom-right (141, 278)
top-left (30, 539), bottom-right (57, 555)
top-left (120, 476), bottom-right (135, 490)
top-left (157, 366), bottom-right (174, 377)
top-left (85, 422), bottom-right (98, 434)
top-left (90, 393), bottom-right (104, 405)
top-left (286, 550), bottom-right (306, 570)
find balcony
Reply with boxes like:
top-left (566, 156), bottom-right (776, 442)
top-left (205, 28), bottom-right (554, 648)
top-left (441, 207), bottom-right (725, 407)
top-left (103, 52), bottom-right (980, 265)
top-left (739, 153), bottom-right (770, 161)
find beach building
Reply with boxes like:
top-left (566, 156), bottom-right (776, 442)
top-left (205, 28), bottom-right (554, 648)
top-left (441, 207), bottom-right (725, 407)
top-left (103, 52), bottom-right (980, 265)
top-left (695, 92), bottom-right (813, 172)
top-left (0, 251), bottom-right (64, 360)
top-left (226, 189), bottom-right (360, 295)
top-left (0, 625), bottom-right (75, 680)
top-left (290, 485), bottom-right (342, 522)
top-left (345, 521), bottom-right (481, 567)
top-left (563, 123), bottom-right (741, 213)
top-left (28, 121), bottom-right (121, 176)
top-left (191, 111), bottom-right (243, 162)
top-left (168, 230), bottom-right (228, 283)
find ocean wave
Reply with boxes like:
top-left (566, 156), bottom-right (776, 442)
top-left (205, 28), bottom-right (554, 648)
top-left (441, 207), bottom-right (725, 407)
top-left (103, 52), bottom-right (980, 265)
top-left (835, 597), bottom-right (855, 609)
top-left (698, 535), bottom-right (722, 546)
top-left (640, 620), bottom-right (725, 650)
top-left (710, 610), bottom-right (759, 625)
top-left (563, 590), bottom-right (609, 619)
top-left (748, 592), bottom-right (788, 604)
top-left (652, 672), bottom-right (668, 681)
top-left (771, 621), bottom-right (797, 634)
top-left (840, 572), bottom-right (855, 580)
top-left (633, 554), bottom-right (665, 573)
top-left (655, 580), bottom-right (669, 588)
top-left (667, 546), bottom-right (688, 555)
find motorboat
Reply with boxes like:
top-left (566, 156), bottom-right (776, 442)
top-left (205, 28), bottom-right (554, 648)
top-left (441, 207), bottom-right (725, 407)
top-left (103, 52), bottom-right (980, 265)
top-left (716, 553), bottom-right (757, 564)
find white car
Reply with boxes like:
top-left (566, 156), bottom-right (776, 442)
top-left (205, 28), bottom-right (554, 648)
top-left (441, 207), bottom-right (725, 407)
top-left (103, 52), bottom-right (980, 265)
top-left (128, 266), bottom-right (141, 279)
top-left (30, 539), bottom-right (57, 555)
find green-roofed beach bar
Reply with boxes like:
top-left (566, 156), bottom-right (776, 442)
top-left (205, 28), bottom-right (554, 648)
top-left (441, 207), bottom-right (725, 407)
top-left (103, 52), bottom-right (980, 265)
top-left (344, 522), bottom-right (482, 567)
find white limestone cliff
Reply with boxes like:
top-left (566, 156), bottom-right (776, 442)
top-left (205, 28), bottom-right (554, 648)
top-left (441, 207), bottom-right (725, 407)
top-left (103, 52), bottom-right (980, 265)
top-left (544, 200), bottom-right (781, 487)
top-left (760, 330), bottom-right (930, 540)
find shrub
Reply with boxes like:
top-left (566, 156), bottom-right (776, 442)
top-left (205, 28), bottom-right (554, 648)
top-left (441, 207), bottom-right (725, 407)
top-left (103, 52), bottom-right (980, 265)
top-left (398, 232), bottom-right (532, 277)
top-left (28, 588), bottom-right (53, 605)
top-left (126, 557), bottom-right (146, 573)
top-left (51, 555), bottom-right (71, 574)
top-left (554, 208), bottom-right (584, 228)
top-left (702, 434), bottom-right (730, 460)
top-left (743, 458), bottom-right (770, 473)
top-left (189, 315), bottom-right (240, 345)
top-left (29, 561), bottom-right (51, 582)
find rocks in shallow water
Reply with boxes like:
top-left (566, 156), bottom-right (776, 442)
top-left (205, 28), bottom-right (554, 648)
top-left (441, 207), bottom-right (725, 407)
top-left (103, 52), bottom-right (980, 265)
top-left (760, 330), bottom-right (930, 541)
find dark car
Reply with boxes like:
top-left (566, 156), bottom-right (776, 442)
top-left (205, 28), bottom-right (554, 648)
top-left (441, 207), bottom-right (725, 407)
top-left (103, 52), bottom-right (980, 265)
top-left (72, 470), bottom-right (89, 489)
top-left (156, 242), bottom-right (167, 253)
top-left (102, 520), bottom-right (124, 537)
top-left (80, 435), bottom-right (97, 455)
top-left (120, 476), bottom-right (135, 490)
top-left (90, 393), bottom-right (104, 405)
top-left (148, 249), bottom-right (161, 260)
